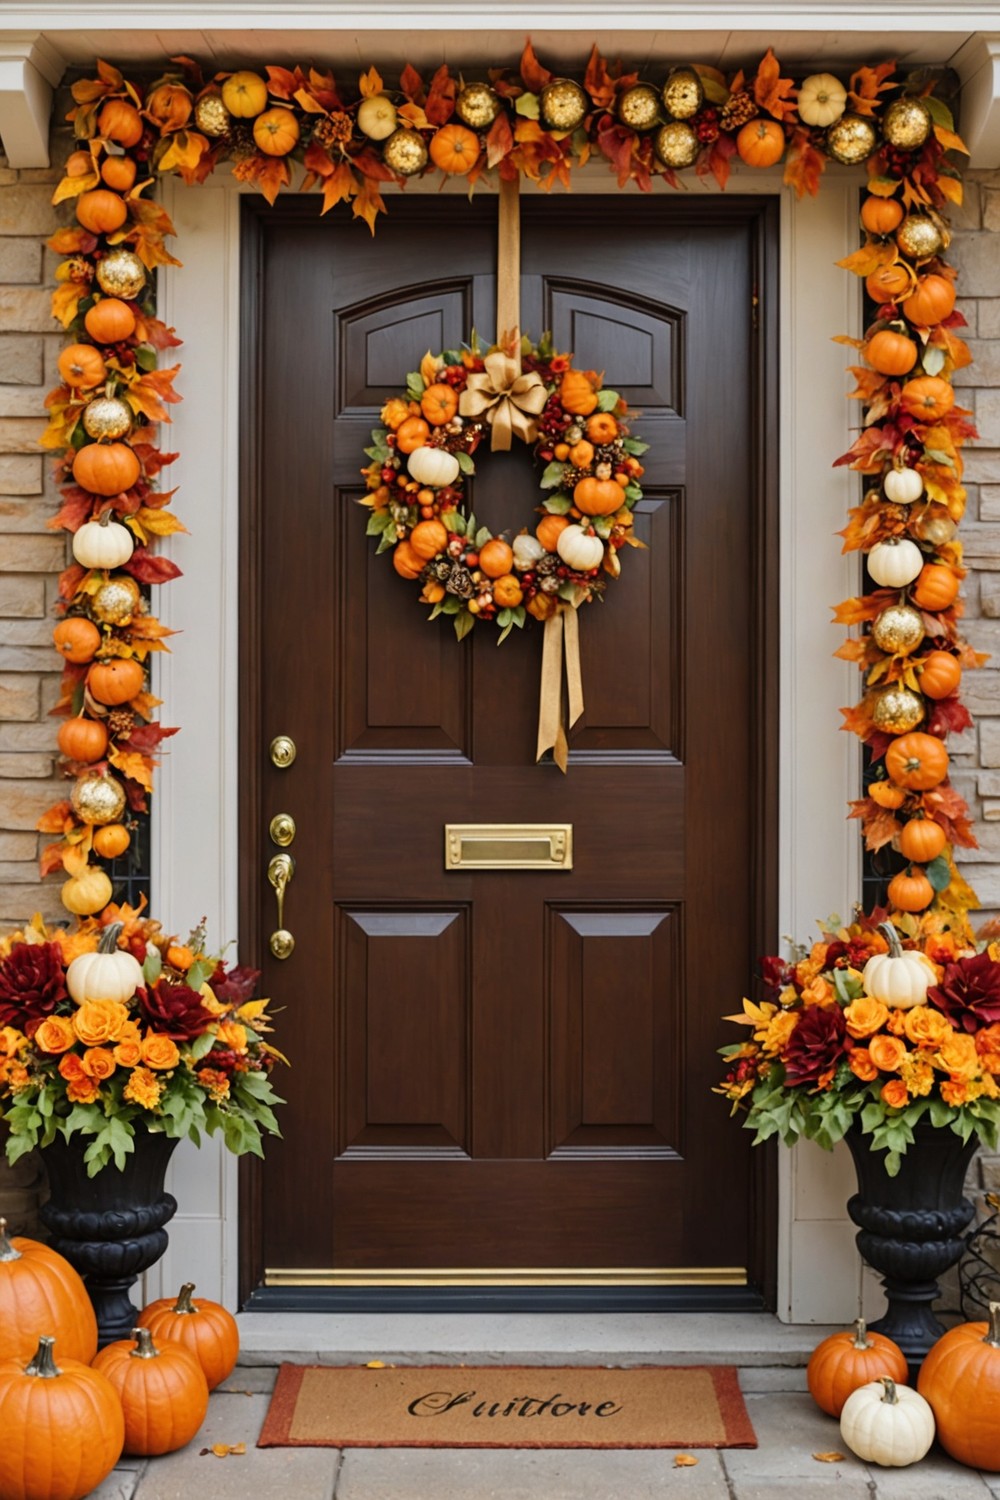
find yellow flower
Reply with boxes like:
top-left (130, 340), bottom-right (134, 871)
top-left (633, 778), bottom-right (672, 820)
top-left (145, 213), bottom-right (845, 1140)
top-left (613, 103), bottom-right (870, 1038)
top-left (758, 1009), bottom-right (798, 1056)
top-left (937, 1032), bottom-right (980, 1080)
top-left (0, 1026), bottom-right (28, 1058)
top-left (33, 1016), bottom-right (76, 1055)
top-left (380, 397), bottom-right (412, 431)
top-left (903, 1007), bottom-right (954, 1050)
top-left (941, 1078), bottom-right (970, 1106)
top-left (123, 1067), bottom-right (163, 1109)
top-left (73, 1000), bottom-right (129, 1047)
top-left (0, 1060), bottom-right (30, 1092)
top-left (898, 1054), bottom-right (934, 1098)
top-left (800, 976), bottom-right (835, 1009)
top-left (217, 1020), bottom-right (248, 1054)
top-left (140, 1034), bottom-right (180, 1071)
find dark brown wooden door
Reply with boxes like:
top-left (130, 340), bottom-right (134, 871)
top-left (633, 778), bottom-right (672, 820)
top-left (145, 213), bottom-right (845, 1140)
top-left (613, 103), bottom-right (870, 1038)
top-left (240, 195), bottom-right (777, 1297)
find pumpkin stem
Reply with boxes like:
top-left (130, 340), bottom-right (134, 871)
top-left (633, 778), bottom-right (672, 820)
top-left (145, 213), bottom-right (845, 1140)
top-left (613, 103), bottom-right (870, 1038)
top-left (98, 920), bottom-right (125, 955)
top-left (851, 1317), bottom-right (871, 1349)
top-left (25, 1336), bottom-right (62, 1379)
top-left (130, 1326), bottom-right (160, 1359)
top-left (880, 1377), bottom-right (899, 1404)
top-left (173, 1281), bottom-right (198, 1315)
top-left (0, 1218), bottom-right (21, 1263)
top-left (877, 921), bottom-right (904, 960)
top-left (985, 1303), bottom-right (1000, 1348)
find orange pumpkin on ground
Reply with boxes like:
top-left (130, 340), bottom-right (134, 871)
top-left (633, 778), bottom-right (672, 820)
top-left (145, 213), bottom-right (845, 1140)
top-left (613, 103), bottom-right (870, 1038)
top-left (93, 822), bottom-right (130, 858)
top-left (58, 715), bottom-right (109, 764)
top-left (898, 817), bottom-right (947, 864)
top-left (885, 731), bottom-right (949, 791)
top-left (420, 383), bottom-right (459, 425)
top-left (85, 297), bottom-right (137, 344)
top-left (0, 1219), bottom-right (98, 1367)
top-left (806, 1319), bottom-right (908, 1418)
top-left (0, 1336), bottom-right (124, 1500)
top-left (92, 1326), bottom-right (209, 1456)
top-left (479, 539), bottom-right (514, 578)
top-left (912, 563), bottom-right (960, 612)
top-left (574, 476), bottom-right (625, 516)
top-left (395, 416), bottom-right (431, 454)
top-left (137, 1283), bottom-right (239, 1391)
top-left (900, 376), bottom-right (955, 421)
top-left (87, 656), bottom-right (145, 706)
top-left (861, 197), bottom-right (904, 236)
top-left (887, 866), bottom-right (935, 912)
top-left (865, 262), bottom-right (914, 305)
top-left (75, 188), bottom-right (128, 235)
top-left (429, 124), bottom-right (481, 175)
top-left (918, 650), bottom-right (962, 700)
top-left (392, 540), bottom-right (424, 579)
top-left (408, 519), bottom-right (448, 560)
top-left (58, 343), bottom-right (106, 390)
top-left (559, 369), bottom-right (600, 416)
top-left (53, 617), bottom-right (101, 664)
top-left (736, 118), bottom-right (785, 167)
top-left (537, 513), bottom-right (571, 551)
top-left (917, 1301), bottom-right (1000, 1471)
top-left (72, 442), bottom-right (140, 498)
top-left (902, 274), bottom-right (956, 327)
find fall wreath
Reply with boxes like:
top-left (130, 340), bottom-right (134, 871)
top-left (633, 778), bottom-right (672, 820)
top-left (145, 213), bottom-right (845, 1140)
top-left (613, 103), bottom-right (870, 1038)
top-left (360, 333), bottom-right (649, 641)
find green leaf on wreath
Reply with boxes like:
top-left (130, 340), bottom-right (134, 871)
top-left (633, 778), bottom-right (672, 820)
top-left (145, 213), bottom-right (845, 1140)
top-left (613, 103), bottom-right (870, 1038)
top-left (623, 437), bottom-right (650, 456)
top-left (624, 483), bottom-right (643, 503)
top-left (466, 511), bottom-right (476, 536)
top-left (923, 448), bottom-right (954, 467)
top-left (540, 461), bottom-right (568, 490)
top-left (456, 451), bottom-right (476, 475)
top-left (375, 531), bottom-right (395, 554)
top-left (497, 609), bottom-right (511, 628)
top-left (454, 609), bottom-right (476, 641)
top-left (440, 595), bottom-right (460, 614)
top-left (475, 527), bottom-right (492, 548)
top-left (366, 510), bottom-right (392, 535)
top-left (143, 945), bottom-right (162, 984)
top-left (925, 853), bottom-right (952, 892)
top-left (441, 510), bottom-right (464, 534)
top-left (516, 92), bottom-right (540, 119)
top-left (406, 373), bottom-right (426, 400)
top-left (923, 95), bottom-right (956, 133)
top-left (543, 492), bottom-right (572, 514)
top-left (135, 345), bottom-right (158, 373)
top-left (596, 388), bottom-right (620, 412)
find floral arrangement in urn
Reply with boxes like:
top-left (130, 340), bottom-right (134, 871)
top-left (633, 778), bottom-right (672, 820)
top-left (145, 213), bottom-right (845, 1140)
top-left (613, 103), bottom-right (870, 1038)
top-left (0, 904), bottom-right (284, 1175)
top-left (717, 913), bottom-right (1000, 1174)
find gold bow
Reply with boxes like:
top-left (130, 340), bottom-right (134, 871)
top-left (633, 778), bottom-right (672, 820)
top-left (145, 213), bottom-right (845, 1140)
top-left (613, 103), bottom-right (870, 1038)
top-left (458, 349), bottom-right (548, 452)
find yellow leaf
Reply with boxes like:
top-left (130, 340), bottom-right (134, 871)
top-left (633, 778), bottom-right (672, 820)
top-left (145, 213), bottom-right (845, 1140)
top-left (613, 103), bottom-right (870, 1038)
top-left (51, 284), bottom-right (84, 329)
top-left (108, 746), bottom-right (156, 793)
top-left (937, 174), bottom-right (963, 206)
top-left (419, 350), bottom-right (441, 386)
top-left (673, 1454), bottom-right (699, 1467)
top-left (52, 168), bottom-right (100, 204)
top-left (358, 66), bottom-right (384, 98)
top-left (352, 176), bottom-right (386, 236)
top-left (365, 1360), bottom-right (386, 1368)
top-left (132, 506), bottom-right (188, 538)
top-left (812, 1452), bottom-right (846, 1463)
top-left (63, 836), bottom-right (93, 877)
top-left (158, 131), bottom-right (209, 176)
top-left (934, 123), bottom-right (969, 155)
top-left (235, 998), bottom-right (272, 1022)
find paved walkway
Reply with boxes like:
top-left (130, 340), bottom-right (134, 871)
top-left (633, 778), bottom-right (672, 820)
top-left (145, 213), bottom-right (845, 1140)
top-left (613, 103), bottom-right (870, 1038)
top-left (93, 1365), bottom-right (1000, 1499)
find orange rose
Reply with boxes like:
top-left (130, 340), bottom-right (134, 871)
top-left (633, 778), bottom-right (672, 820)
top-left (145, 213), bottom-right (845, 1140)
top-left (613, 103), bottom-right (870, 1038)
top-left (844, 996), bottom-right (889, 1039)
top-left (58, 1053), bottom-right (88, 1082)
top-left (904, 1006), bottom-right (954, 1049)
top-left (938, 1032), bottom-right (980, 1080)
top-left (0, 1060), bottom-right (29, 1091)
top-left (216, 1020), bottom-right (248, 1054)
top-left (800, 976), bottom-right (834, 1008)
top-left (869, 1034), bottom-right (907, 1072)
top-left (886, 1010), bottom-right (908, 1036)
top-left (33, 1016), bottom-right (76, 1055)
top-left (123, 1066), bottom-right (163, 1109)
top-left (880, 1078), bottom-right (909, 1109)
top-left (82, 1046), bottom-right (115, 1082)
top-left (976, 1024), bottom-right (1000, 1075)
top-left (941, 1078), bottom-right (970, 1107)
top-left (848, 1048), bottom-right (879, 1082)
top-left (113, 1039), bottom-right (142, 1068)
top-left (65, 1076), bottom-right (100, 1104)
top-left (73, 1000), bottom-right (129, 1048)
top-left (140, 1034), bottom-right (180, 1071)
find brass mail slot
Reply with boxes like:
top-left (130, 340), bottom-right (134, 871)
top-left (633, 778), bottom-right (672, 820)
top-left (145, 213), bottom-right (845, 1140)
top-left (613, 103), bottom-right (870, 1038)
top-left (445, 824), bottom-right (572, 871)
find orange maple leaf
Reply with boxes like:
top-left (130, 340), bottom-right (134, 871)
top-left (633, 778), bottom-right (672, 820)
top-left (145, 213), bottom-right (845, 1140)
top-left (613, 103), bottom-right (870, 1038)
top-left (753, 48), bottom-right (796, 121)
top-left (783, 130), bottom-right (825, 197)
top-left (126, 365), bottom-right (183, 424)
top-left (37, 800), bottom-right (75, 835)
top-left (839, 701), bottom-right (877, 742)
top-left (108, 745), bottom-right (156, 793)
top-left (583, 45), bottom-right (617, 110)
top-left (352, 176), bottom-right (386, 236)
top-left (847, 61), bottom-right (897, 118)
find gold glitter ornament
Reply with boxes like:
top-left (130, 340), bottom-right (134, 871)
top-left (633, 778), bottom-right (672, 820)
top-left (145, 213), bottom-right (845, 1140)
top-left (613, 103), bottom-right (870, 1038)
top-left (95, 248), bottom-right (146, 300)
top-left (382, 127), bottom-right (429, 176)
top-left (456, 82), bottom-right (501, 130)
top-left (895, 213), bottom-right (944, 261)
top-left (617, 84), bottom-right (661, 131)
top-left (825, 113), bottom-right (878, 164)
top-left (661, 68), bottom-right (704, 121)
top-left (194, 93), bottom-right (230, 137)
top-left (82, 397), bottom-right (132, 442)
top-left (71, 772), bottom-right (127, 826)
top-left (872, 686), bottom-right (925, 734)
top-left (872, 604), bottom-right (925, 656)
top-left (91, 576), bottom-right (142, 626)
top-left (654, 121), bottom-right (700, 170)
top-left (882, 96), bottom-right (933, 150)
top-left (909, 504), bottom-right (958, 548)
top-left (539, 79), bottom-right (588, 132)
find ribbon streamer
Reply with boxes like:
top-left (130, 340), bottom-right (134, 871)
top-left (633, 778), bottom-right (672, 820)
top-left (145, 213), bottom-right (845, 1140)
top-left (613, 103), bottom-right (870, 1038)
top-left (536, 603), bottom-right (585, 774)
top-left (458, 349), bottom-right (548, 451)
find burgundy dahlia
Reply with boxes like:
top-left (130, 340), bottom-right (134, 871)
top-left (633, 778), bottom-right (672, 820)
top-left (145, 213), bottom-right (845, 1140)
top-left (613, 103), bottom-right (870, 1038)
top-left (928, 951), bottom-right (1000, 1034)
top-left (782, 1003), bottom-right (848, 1087)
top-left (759, 954), bottom-right (793, 998)
top-left (137, 977), bottom-right (213, 1041)
top-left (0, 941), bottom-right (68, 1038)
top-left (208, 962), bottom-right (260, 1008)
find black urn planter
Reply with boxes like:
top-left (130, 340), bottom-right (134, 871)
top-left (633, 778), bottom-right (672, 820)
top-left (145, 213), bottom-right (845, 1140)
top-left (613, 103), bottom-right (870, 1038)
top-left (844, 1119), bottom-right (978, 1374)
top-left (39, 1130), bottom-right (178, 1348)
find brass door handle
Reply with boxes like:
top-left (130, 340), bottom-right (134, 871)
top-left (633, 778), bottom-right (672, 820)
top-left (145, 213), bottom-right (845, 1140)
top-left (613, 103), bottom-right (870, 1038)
top-left (267, 853), bottom-right (295, 960)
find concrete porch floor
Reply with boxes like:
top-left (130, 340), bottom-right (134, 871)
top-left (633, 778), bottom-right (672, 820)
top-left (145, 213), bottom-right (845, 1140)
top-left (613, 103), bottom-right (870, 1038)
top-left (89, 1314), bottom-right (1000, 1498)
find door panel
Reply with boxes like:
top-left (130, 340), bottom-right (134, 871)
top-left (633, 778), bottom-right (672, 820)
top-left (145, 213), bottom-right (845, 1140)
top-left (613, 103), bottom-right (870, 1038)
top-left (241, 195), bottom-right (776, 1296)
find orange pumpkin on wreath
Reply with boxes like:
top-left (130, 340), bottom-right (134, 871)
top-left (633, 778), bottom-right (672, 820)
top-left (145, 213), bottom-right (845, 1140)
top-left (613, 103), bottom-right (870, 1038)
top-left (360, 334), bottom-right (649, 640)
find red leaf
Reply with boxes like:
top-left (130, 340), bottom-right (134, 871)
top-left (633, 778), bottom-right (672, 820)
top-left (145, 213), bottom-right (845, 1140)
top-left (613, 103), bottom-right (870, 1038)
top-left (926, 695), bottom-right (974, 738)
top-left (59, 563), bottom-right (88, 601)
top-left (123, 723), bottom-right (179, 753)
top-left (131, 443), bottom-right (178, 478)
top-left (596, 119), bottom-right (638, 188)
top-left (519, 40), bottom-right (553, 93)
top-left (133, 312), bottom-right (183, 350)
top-left (425, 64), bottom-right (456, 126)
top-left (124, 547), bottom-right (183, 584)
top-left (399, 64), bottom-right (424, 104)
top-left (485, 112), bottom-right (514, 169)
top-left (352, 148), bottom-right (396, 183)
top-left (125, 779), bottom-right (148, 814)
top-left (47, 489), bottom-right (97, 534)
top-left (583, 45), bottom-right (617, 110)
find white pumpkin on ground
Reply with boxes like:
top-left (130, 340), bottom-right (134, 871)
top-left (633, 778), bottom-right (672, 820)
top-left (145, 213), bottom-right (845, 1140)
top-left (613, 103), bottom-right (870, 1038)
top-left (840, 1378), bottom-right (935, 1467)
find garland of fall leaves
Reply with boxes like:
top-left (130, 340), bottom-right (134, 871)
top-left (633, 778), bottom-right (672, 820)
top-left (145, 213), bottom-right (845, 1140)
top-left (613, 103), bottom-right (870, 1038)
top-left (35, 43), bottom-right (978, 931)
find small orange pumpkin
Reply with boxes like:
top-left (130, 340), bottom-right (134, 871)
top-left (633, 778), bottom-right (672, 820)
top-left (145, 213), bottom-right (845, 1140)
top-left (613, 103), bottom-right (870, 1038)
top-left (918, 650), bottom-right (962, 700)
top-left (87, 656), bottom-right (145, 706)
top-left (92, 1326), bottom-right (209, 1457)
top-left (900, 376), bottom-right (955, 422)
top-left (736, 118), bottom-right (786, 168)
top-left (420, 383), bottom-right (459, 425)
top-left (137, 1282), bottom-right (239, 1391)
top-left (101, 155), bottom-right (138, 192)
top-left (869, 780), bottom-right (907, 810)
top-left (568, 440), bottom-right (595, 468)
top-left (58, 715), bottom-right (109, 764)
top-left (866, 327), bottom-right (918, 377)
top-left (586, 412), bottom-right (619, 444)
top-left (58, 343), bottom-right (107, 390)
top-left (392, 540), bottom-right (424, 580)
top-left (93, 822), bottom-right (130, 858)
top-left (84, 297), bottom-right (136, 345)
top-left (806, 1318), bottom-right (908, 1418)
top-left (493, 574), bottom-right (523, 608)
top-left (902, 274), bottom-right (956, 328)
top-left (866, 262), bottom-right (914, 305)
top-left (887, 866), bottom-right (935, 912)
top-left (395, 416), bottom-right (431, 454)
top-left (574, 476), bottom-right (626, 516)
top-left (429, 124), bottom-right (481, 175)
top-left (98, 99), bottom-right (144, 146)
top-left (860, 197), bottom-right (904, 236)
top-left (408, 519), bottom-right (448, 560)
top-left (898, 817), bottom-right (947, 864)
top-left (53, 617), bottom-right (101, 664)
top-left (479, 539), bottom-right (514, 578)
top-left (253, 107), bottom-right (300, 157)
top-left (75, 188), bottom-right (128, 235)
top-left (912, 563), bottom-right (960, 612)
top-left (559, 369), bottom-right (600, 416)
top-left (885, 732), bottom-right (949, 791)
top-left (72, 442), bottom-right (140, 497)
top-left (537, 513), bottom-right (571, 551)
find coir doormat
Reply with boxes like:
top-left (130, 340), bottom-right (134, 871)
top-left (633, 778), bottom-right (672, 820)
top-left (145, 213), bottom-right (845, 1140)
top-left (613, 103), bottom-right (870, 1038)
top-left (257, 1364), bottom-right (757, 1450)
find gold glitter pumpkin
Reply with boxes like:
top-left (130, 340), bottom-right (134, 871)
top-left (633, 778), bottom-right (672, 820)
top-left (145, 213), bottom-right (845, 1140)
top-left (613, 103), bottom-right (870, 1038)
top-left (872, 604), bottom-right (925, 656)
top-left (92, 576), bottom-right (142, 627)
top-left (661, 68), bottom-right (704, 121)
top-left (872, 686), bottom-right (925, 734)
top-left (539, 79), bottom-right (588, 132)
top-left (617, 84), bottom-right (661, 131)
top-left (71, 772), bottom-right (128, 826)
top-left (882, 97), bottom-right (933, 151)
top-left (455, 83), bottom-right (501, 130)
top-left (654, 121), bottom-right (700, 170)
top-left (382, 127), bottom-right (429, 176)
top-left (825, 113), bottom-right (878, 164)
top-left (194, 94), bottom-right (231, 137)
top-left (896, 214), bottom-right (945, 261)
top-left (82, 397), bottom-right (132, 442)
top-left (95, 248), bottom-right (146, 300)
top-left (909, 504), bottom-right (957, 549)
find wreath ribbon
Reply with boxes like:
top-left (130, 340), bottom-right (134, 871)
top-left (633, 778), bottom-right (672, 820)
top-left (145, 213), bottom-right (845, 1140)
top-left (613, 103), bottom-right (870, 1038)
top-left (458, 349), bottom-right (547, 451)
top-left (536, 603), bottom-right (584, 774)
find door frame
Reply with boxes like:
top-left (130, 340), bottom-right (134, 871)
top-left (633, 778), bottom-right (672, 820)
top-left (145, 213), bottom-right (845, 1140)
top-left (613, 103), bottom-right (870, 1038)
top-left (151, 168), bottom-right (865, 1323)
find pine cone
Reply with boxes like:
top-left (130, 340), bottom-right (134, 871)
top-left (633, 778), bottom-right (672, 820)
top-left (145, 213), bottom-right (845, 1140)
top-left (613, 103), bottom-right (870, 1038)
top-left (428, 557), bottom-right (453, 582)
top-left (536, 554), bottom-right (560, 576)
top-left (107, 709), bottom-right (135, 738)
top-left (312, 112), bottom-right (354, 151)
top-left (720, 91), bottom-right (759, 131)
top-left (445, 565), bottom-right (475, 600)
top-left (227, 121), bottom-right (257, 161)
top-left (562, 466), bottom-right (588, 488)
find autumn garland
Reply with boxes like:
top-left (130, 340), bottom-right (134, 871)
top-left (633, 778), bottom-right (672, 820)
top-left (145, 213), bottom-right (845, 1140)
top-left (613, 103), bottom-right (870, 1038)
top-left (37, 45), bottom-right (975, 926)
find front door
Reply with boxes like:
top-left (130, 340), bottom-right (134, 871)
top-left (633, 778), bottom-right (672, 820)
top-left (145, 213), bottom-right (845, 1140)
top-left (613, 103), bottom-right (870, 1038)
top-left (239, 193), bottom-right (777, 1304)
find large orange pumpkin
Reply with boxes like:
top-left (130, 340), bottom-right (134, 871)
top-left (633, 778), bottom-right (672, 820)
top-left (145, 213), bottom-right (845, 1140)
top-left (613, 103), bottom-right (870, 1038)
top-left (866, 327), bottom-right (918, 377)
top-left (865, 261), bottom-right (914, 305)
top-left (860, 196), bottom-right (904, 236)
top-left (395, 416), bottom-right (431, 454)
top-left (75, 188), bottom-right (128, 235)
top-left (736, 118), bottom-right (785, 167)
top-left (0, 1219), bottom-right (98, 1368)
top-left (72, 442), bottom-right (140, 497)
top-left (479, 539), bottom-right (514, 578)
top-left (97, 99), bottom-right (144, 146)
top-left (902, 274), bottom-right (956, 327)
top-left (408, 519), bottom-right (448, 560)
top-left (429, 124), bottom-right (481, 175)
top-left (84, 297), bottom-right (136, 345)
top-left (885, 731), bottom-right (949, 791)
top-left (0, 1337), bottom-right (124, 1500)
top-left (559, 369), bottom-right (600, 416)
top-left (806, 1319), bottom-right (908, 1418)
top-left (900, 375), bottom-right (955, 421)
top-left (87, 656), bottom-right (145, 706)
top-left (917, 1302), bottom-right (1000, 1470)
top-left (918, 649), bottom-right (962, 700)
top-left (57, 715), bottom-right (109, 764)
top-left (92, 1326), bottom-right (209, 1456)
top-left (420, 382), bottom-right (459, 425)
top-left (57, 343), bottom-right (106, 390)
top-left (887, 866), bottom-right (935, 912)
top-left (392, 540), bottom-right (424, 579)
top-left (537, 513), bottom-right (571, 550)
top-left (898, 817), bottom-right (947, 864)
top-left (137, 1282), bottom-right (239, 1391)
top-left (912, 563), bottom-right (960, 612)
top-left (53, 617), bottom-right (101, 664)
top-left (574, 476), bottom-right (625, 516)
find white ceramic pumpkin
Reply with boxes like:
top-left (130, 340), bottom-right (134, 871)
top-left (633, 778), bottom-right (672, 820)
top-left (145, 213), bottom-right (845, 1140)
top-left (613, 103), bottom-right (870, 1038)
top-left (66, 920), bottom-right (145, 1005)
top-left (512, 533), bottom-right (545, 571)
top-left (862, 922), bottom-right (936, 1009)
top-left (840, 1378), bottom-right (935, 1467)
top-left (796, 73), bottom-right (848, 128)
top-left (61, 864), bottom-right (114, 916)
top-left (357, 95), bottom-right (398, 140)
top-left (556, 524), bottom-right (604, 572)
top-left (407, 446), bottom-right (460, 488)
top-left (867, 537), bottom-right (924, 589)
top-left (883, 466), bottom-right (923, 505)
top-left (72, 518), bottom-right (135, 571)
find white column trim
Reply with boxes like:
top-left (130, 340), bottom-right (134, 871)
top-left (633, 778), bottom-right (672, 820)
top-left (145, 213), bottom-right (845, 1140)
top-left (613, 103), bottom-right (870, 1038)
top-left (954, 33), bottom-right (1000, 168)
top-left (0, 33), bottom-right (62, 168)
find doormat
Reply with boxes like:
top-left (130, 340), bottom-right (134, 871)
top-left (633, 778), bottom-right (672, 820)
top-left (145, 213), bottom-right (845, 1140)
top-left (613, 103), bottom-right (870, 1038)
top-left (257, 1364), bottom-right (757, 1450)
